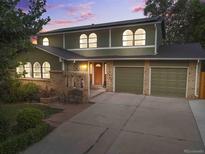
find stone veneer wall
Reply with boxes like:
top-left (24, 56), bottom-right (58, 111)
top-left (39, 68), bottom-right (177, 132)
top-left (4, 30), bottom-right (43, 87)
top-left (106, 61), bottom-right (114, 92)
top-left (143, 60), bottom-right (150, 95)
top-left (187, 61), bottom-right (197, 99)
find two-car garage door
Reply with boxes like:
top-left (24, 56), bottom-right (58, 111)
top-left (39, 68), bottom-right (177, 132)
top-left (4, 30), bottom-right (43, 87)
top-left (115, 67), bottom-right (187, 97)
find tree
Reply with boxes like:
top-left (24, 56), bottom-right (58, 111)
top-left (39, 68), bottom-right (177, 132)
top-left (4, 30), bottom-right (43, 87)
top-left (0, 0), bottom-right (50, 101)
top-left (144, 0), bottom-right (205, 46)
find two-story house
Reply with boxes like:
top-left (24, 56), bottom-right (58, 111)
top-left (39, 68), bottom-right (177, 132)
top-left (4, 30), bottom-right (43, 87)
top-left (16, 16), bottom-right (205, 99)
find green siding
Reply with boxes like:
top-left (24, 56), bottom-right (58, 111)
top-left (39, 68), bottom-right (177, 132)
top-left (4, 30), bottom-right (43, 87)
top-left (114, 61), bottom-right (144, 66)
top-left (150, 61), bottom-right (189, 67)
top-left (65, 30), bottom-right (109, 49)
top-left (38, 34), bottom-right (63, 48)
top-left (115, 67), bottom-right (144, 94)
top-left (17, 48), bottom-right (62, 70)
top-left (151, 68), bottom-right (187, 97)
top-left (111, 25), bottom-right (155, 47)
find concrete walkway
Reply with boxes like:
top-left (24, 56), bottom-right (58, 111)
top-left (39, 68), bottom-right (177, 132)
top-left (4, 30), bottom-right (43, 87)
top-left (189, 100), bottom-right (205, 148)
top-left (24, 93), bottom-right (205, 154)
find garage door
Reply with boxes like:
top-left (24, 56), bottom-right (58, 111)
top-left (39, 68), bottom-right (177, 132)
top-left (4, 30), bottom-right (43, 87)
top-left (151, 68), bottom-right (187, 97)
top-left (115, 67), bottom-right (144, 94)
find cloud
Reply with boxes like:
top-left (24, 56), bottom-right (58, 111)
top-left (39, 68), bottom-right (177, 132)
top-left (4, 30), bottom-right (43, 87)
top-left (48, 19), bottom-right (73, 26)
top-left (131, 4), bottom-right (144, 13)
top-left (46, 4), bottom-right (65, 10)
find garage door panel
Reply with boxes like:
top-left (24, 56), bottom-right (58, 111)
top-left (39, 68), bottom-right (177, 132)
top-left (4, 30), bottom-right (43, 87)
top-left (115, 67), bottom-right (144, 94)
top-left (151, 68), bottom-right (187, 97)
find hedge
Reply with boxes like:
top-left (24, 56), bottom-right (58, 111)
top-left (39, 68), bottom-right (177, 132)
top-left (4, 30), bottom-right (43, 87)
top-left (0, 123), bottom-right (50, 154)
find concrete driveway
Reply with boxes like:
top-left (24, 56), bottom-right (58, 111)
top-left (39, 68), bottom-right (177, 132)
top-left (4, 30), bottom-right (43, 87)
top-left (24, 93), bottom-right (205, 154)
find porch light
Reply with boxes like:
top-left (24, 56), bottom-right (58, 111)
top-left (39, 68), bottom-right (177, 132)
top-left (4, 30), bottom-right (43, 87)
top-left (80, 64), bottom-right (87, 71)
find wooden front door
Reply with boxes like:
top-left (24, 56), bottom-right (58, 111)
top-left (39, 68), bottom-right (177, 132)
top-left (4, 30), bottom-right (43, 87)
top-left (94, 63), bottom-right (102, 85)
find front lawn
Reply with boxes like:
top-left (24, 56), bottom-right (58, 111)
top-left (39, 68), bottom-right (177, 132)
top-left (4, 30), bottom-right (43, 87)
top-left (0, 103), bottom-right (63, 154)
top-left (0, 103), bottom-right (62, 126)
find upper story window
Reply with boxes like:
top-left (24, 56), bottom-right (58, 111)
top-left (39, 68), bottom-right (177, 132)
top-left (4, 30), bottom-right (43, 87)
top-left (123, 30), bottom-right (133, 46)
top-left (42, 62), bottom-right (51, 79)
top-left (80, 34), bottom-right (88, 48)
top-left (89, 33), bottom-right (97, 48)
top-left (43, 37), bottom-right (49, 46)
top-left (24, 62), bottom-right (32, 78)
top-left (135, 29), bottom-right (146, 46)
top-left (33, 62), bottom-right (41, 78)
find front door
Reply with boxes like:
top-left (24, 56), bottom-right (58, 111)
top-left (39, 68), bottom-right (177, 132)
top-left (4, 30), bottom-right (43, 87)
top-left (94, 63), bottom-right (102, 85)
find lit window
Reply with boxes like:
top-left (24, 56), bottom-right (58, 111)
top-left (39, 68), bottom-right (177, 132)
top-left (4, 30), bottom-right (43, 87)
top-left (33, 62), bottom-right (41, 78)
top-left (24, 62), bottom-right (32, 78)
top-left (123, 30), bottom-right (133, 46)
top-left (43, 37), bottom-right (49, 46)
top-left (42, 62), bottom-right (50, 79)
top-left (135, 29), bottom-right (146, 46)
top-left (16, 62), bottom-right (24, 77)
top-left (80, 34), bottom-right (88, 48)
top-left (89, 33), bottom-right (97, 48)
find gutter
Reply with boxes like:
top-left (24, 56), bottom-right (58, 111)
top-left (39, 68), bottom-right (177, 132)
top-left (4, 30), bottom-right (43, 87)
top-left (154, 24), bottom-right (158, 55)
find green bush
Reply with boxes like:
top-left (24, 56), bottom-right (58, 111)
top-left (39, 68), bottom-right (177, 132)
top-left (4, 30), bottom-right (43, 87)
top-left (20, 83), bottom-right (39, 102)
top-left (0, 79), bottom-right (40, 103)
top-left (0, 113), bottom-right (10, 142)
top-left (16, 108), bottom-right (44, 131)
top-left (0, 123), bottom-right (50, 154)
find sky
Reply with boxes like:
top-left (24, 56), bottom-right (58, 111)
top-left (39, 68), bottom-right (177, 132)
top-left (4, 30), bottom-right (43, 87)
top-left (18, 0), bottom-right (146, 32)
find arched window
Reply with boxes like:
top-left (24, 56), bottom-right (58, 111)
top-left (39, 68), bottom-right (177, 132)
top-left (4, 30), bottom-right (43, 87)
top-left (135, 29), bottom-right (146, 46)
top-left (89, 33), bottom-right (97, 48)
top-left (42, 62), bottom-right (50, 79)
top-left (43, 37), bottom-right (49, 46)
top-left (16, 62), bottom-right (24, 77)
top-left (24, 62), bottom-right (32, 78)
top-left (33, 62), bottom-right (41, 78)
top-left (80, 34), bottom-right (88, 48)
top-left (123, 30), bottom-right (133, 46)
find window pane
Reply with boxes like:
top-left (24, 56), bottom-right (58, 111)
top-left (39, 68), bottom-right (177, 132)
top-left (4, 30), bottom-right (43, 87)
top-left (135, 29), bottom-right (146, 46)
top-left (89, 33), bottom-right (97, 48)
top-left (80, 34), bottom-right (88, 48)
top-left (123, 30), bottom-right (133, 46)
top-left (43, 38), bottom-right (49, 46)
top-left (33, 62), bottom-right (41, 78)
top-left (42, 62), bottom-right (50, 79)
top-left (16, 62), bottom-right (24, 77)
top-left (24, 62), bottom-right (32, 78)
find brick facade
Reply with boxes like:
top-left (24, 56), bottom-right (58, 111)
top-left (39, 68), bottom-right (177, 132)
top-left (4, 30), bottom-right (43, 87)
top-left (143, 60), bottom-right (150, 95)
top-left (106, 61), bottom-right (113, 92)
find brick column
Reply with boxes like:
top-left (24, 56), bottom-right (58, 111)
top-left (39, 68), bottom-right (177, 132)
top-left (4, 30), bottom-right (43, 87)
top-left (106, 61), bottom-right (113, 92)
top-left (187, 61), bottom-right (197, 99)
top-left (143, 60), bottom-right (150, 95)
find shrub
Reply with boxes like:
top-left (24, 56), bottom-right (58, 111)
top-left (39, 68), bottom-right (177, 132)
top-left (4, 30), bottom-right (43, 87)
top-left (0, 79), bottom-right (40, 103)
top-left (20, 83), bottom-right (39, 102)
top-left (16, 108), bottom-right (44, 131)
top-left (0, 123), bottom-right (50, 154)
top-left (0, 113), bottom-right (10, 142)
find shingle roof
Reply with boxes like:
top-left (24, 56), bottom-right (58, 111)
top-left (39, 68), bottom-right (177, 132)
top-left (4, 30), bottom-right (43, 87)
top-left (38, 16), bottom-right (162, 35)
top-left (36, 43), bottom-right (205, 61)
top-left (35, 45), bottom-right (85, 60)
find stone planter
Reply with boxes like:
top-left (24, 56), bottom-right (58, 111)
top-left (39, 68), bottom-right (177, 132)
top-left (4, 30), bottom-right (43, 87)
top-left (40, 96), bottom-right (59, 104)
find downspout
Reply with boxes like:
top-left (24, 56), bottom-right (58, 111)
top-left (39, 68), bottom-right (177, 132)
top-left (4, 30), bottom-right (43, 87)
top-left (87, 61), bottom-right (90, 97)
top-left (154, 24), bottom-right (158, 55)
top-left (195, 59), bottom-right (200, 97)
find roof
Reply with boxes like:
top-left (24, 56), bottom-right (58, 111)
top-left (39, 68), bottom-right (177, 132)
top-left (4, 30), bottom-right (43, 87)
top-left (36, 45), bottom-right (85, 60)
top-left (36, 43), bottom-right (205, 60)
top-left (39, 16), bottom-right (162, 35)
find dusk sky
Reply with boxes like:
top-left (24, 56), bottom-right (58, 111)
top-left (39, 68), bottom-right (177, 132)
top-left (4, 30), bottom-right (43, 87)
top-left (18, 0), bottom-right (146, 31)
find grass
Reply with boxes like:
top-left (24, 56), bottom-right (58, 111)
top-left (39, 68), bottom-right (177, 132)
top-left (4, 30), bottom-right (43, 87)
top-left (0, 103), bottom-right (62, 126)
